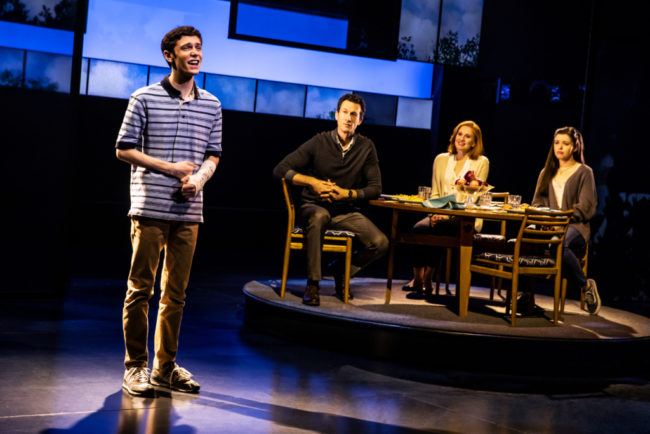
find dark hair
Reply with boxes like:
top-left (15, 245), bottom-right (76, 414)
top-left (336, 93), bottom-right (366, 118)
top-left (161, 26), bottom-right (202, 68)
top-left (538, 126), bottom-right (585, 195)
top-left (447, 120), bottom-right (484, 159)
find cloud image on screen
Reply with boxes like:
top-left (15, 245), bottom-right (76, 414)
top-left (25, 51), bottom-right (71, 92)
top-left (205, 74), bottom-right (256, 112)
top-left (396, 97), bottom-right (433, 129)
top-left (255, 80), bottom-right (305, 117)
top-left (87, 59), bottom-right (147, 99)
top-left (305, 86), bottom-right (351, 120)
top-left (397, 0), bottom-right (483, 66)
top-left (397, 0), bottom-right (441, 62)
top-left (438, 0), bottom-right (483, 66)
top-left (0, 47), bottom-right (25, 87)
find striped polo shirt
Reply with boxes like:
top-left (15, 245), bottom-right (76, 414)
top-left (116, 76), bottom-right (222, 223)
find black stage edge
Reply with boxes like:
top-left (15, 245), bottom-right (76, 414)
top-left (243, 279), bottom-right (650, 378)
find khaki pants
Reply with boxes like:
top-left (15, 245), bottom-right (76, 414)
top-left (123, 217), bottom-right (199, 371)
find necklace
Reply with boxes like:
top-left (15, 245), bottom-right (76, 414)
top-left (558, 160), bottom-right (578, 171)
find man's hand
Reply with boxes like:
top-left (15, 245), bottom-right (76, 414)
top-left (180, 175), bottom-right (198, 199)
top-left (329, 185), bottom-right (351, 201)
top-left (430, 214), bottom-right (449, 226)
top-left (116, 149), bottom-right (197, 180)
top-left (169, 161), bottom-right (198, 179)
top-left (311, 179), bottom-right (337, 201)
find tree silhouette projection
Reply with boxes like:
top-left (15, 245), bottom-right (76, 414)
top-left (436, 31), bottom-right (480, 67)
top-left (0, 0), bottom-right (76, 30)
top-left (397, 31), bottom-right (480, 66)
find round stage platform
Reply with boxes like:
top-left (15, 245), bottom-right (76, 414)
top-left (243, 278), bottom-right (650, 377)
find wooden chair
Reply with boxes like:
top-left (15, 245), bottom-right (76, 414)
top-left (560, 243), bottom-right (589, 312)
top-left (280, 178), bottom-right (355, 302)
top-left (434, 248), bottom-right (454, 296)
top-left (469, 208), bottom-right (573, 326)
top-left (436, 192), bottom-right (510, 300)
top-left (473, 192), bottom-right (509, 300)
top-left (433, 192), bottom-right (510, 297)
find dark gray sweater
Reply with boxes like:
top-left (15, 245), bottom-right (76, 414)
top-left (273, 129), bottom-right (382, 211)
top-left (532, 164), bottom-right (597, 241)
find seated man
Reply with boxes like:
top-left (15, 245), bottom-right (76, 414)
top-left (273, 93), bottom-right (389, 306)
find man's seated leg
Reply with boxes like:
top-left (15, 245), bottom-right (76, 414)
top-left (326, 259), bottom-right (353, 300)
top-left (299, 203), bottom-right (331, 306)
top-left (329, 212), bottom-right (389, 299)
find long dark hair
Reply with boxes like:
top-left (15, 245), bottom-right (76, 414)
top-left (538, 126), bottom-right (585, 195)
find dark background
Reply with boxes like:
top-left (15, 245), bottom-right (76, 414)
top-left (2, 0), bottom-right (648, 311)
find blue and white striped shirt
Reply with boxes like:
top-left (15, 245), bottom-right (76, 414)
top-left (116, 76), bottom-right (222, 223)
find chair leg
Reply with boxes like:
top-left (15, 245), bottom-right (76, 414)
top-left (510, 274), bottom-right (519, 326)
top-left (343, 238), bottom-right (353, 303)
top-left (434, 263), bottom-right (441, 295)
top-left (445, 248), bottom-right (452, 293)
top-left (504, 280), bottom-right (511, 316)
top-left (560, 278), bottom-right (568, 313)
top-left (281, 238), bottom-right (291, 298)
top-left (490, 275), bottom-right (505, 300)
top-left (490, 276), bottom-right (496, 300)
top-left (553, 274), bottom-right (561, 324)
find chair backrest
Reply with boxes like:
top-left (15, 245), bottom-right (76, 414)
top-left (484, 192), bottom-right (509, 235)
top-left (490, 192), bottom-right (509, 204)
top-left (513, 208), bottom-right (573, 267)
top-left (281, 178), bottom-right (296, 232)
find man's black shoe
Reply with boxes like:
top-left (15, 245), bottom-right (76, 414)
top-left (302, 283), bottom-right (320, 306)
top-left (328, 260), bottom-right (353, 300)
top-left (335, 286), bottom-right (354, 301)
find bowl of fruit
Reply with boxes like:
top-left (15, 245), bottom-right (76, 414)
top-left (454, 170), bottom-right (493, 208)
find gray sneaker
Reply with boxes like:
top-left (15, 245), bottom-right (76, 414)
top-left (151, 363), bottom-right (200, 393)
top-left (123, 367), bottom-right (154, 396)
top-left (583, 278), bottom-right (601, 315)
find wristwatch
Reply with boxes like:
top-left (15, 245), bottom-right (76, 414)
top-left (348, 189), bottom-right (354, 200)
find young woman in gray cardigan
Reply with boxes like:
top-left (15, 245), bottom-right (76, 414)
top-left (532, 126), bottom-right (601, 314)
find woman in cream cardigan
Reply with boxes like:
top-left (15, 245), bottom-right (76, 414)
top-left (531, 126), bottom-right (600, 314)
top-left (404, 120), bottom-right (489, 294)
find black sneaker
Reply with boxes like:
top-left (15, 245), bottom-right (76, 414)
top-left (123, 367), bottom-right (154, 396)
top-left (151, 363), bottom-right (200, 393)
top-left (302, 282), bottom-right (320, 306)
top-left (583, 278), bottom-right (601, 315)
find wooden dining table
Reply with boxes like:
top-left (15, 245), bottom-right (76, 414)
top-left (369, 199), bottom-right (526, 317)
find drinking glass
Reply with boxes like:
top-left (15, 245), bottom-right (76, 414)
top-left (507, 195), bottom-right (522, 208)
top-left (478, 192), bottom-right (492, 207)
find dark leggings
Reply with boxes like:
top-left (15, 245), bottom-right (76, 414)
top-left (563, 226), bottom-right (588, 288)
top-left (411, 215), bottom-right (459, 268)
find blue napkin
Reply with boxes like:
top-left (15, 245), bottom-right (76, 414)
top-left (423, 194), bottom-right (465, 209)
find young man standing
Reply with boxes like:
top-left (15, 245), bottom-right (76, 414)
top-left (116, 26), bottom-right (222, 396)
top-left (273, 94), bottom-right (388, 306)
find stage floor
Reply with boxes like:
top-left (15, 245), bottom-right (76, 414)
top-left (244, 277), bottom-right (650, 375)
top-left (2, 269), bottom-right (650, 433)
